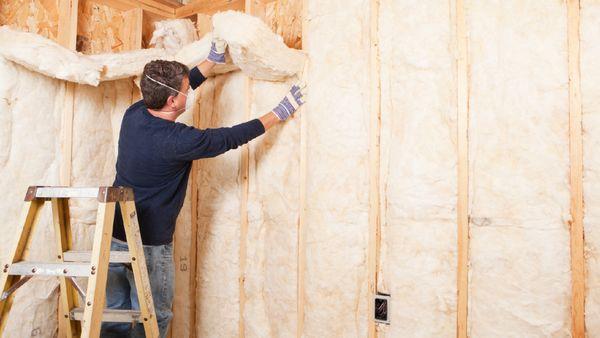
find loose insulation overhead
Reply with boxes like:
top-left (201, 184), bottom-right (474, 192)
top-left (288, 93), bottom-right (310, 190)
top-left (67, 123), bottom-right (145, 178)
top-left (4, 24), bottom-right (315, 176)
top-left (149, 19), bottom-right (198, 54)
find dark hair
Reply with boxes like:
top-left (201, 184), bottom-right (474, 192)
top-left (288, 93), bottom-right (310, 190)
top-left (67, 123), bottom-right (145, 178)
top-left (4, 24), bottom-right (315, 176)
top-left (141, 60), bottom-right (190, 109)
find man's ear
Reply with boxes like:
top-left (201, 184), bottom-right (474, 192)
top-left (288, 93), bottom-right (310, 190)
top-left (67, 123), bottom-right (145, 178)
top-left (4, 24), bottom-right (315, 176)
top-left (166, 95), bottom-right (177, 107)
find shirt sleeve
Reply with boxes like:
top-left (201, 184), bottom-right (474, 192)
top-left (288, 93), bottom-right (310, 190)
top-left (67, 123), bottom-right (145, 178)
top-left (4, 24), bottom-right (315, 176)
top-left (189, 66), bottom-right (207, 90)
top-left (171, 119), bottom-right (266, 161)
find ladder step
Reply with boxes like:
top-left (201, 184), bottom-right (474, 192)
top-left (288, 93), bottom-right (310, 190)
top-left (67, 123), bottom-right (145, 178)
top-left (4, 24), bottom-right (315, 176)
top-left (24, 186), bottom-right (134, 202)
top-left (70, 307), bottom-right (141, 323)
top-left (8, 262), bottom-right (92, 277)
top-left (63, 250), bottom-right (132, 263)
top-left (34, 187), bottom-right (101, 199)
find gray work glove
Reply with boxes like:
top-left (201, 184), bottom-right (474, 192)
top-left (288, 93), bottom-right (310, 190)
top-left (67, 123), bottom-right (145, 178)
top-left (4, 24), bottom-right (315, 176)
top-left (207, 37), bottom-right (227, 64)
top-left (272, 83), bottom-right (307, 121)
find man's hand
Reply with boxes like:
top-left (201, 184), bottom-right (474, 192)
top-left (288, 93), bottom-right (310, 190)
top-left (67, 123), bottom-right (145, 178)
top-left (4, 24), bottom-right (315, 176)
top-left (272, 83), bottom-right (307, 121)
top-left (207, 37), bottom-right (227, 64)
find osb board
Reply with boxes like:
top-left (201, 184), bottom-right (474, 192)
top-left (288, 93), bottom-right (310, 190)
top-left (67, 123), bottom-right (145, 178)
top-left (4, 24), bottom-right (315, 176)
top-left (77, 0), bottom-right (127, 54)
top-left (0, 0), bottom-right (59, 41)
top-left (264, 0), bottom-right (301, 49)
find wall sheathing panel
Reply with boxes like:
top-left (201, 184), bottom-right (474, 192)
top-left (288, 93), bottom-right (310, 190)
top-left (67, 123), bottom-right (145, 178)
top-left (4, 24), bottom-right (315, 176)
top-left (302, 0), bottom-right (370, 336)
top-left (582, 0), bottom-right (600, 334)
top-left (77, 1), bottom-right (126, 54)
top-left (467, 1), bottom-right (572, 336)
top-left (0, 0), bottom-right (59, 41)
top-left (194, 72), bottom-right (245, 336)
top-left (378, 0), bottom-right (458, 336)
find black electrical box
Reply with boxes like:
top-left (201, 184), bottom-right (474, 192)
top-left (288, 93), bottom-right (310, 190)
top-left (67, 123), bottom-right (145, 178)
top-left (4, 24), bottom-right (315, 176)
top-left (374, 293), bottom-right (390, 325)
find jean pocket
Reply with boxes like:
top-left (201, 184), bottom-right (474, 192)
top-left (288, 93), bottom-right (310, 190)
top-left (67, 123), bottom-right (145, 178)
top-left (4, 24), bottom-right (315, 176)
top-left (162, 243), bottom-right (173, 258)
top-left (110, 239), bottom-right (129, 252)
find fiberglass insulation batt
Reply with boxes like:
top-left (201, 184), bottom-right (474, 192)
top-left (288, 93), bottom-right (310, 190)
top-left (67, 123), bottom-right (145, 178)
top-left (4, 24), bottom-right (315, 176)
top-left (0, 57), bottom-right (62, 338)
top-left (302, 0), bottom-right (370, 336)
top-left (245, 78), bottom-right (299, 338)
top-left (467, 1), bottom-right (572, 336)
top-left (378, 0), bottom-right (458, 336)
top-left (194, 72), bottom-right (246, 337)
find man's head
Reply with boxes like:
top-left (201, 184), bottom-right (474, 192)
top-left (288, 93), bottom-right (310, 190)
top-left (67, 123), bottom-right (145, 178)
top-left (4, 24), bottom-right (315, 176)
top-left (141, 60), bottom-right (190, 116)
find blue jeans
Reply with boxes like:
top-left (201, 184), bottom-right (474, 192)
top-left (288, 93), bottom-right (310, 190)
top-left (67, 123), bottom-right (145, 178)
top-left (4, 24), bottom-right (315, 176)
top-left (100, 239), bottom-right (174, 338)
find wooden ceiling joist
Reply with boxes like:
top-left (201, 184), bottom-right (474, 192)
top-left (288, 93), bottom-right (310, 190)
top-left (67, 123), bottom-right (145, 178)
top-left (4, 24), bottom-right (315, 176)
top-left (86, 0), bottom-right (177, 17)
top-left (176, 0), bottom-right (244, 18)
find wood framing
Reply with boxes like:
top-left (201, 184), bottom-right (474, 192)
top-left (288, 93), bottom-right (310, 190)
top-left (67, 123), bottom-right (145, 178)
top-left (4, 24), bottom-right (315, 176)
top-left (188, 79), bottom-right (203, 338)
top-left (567, 0), bottom-right (585, 336)
top-left (297, 0), bottom-right (308, 336)
top-left (177, 0), bottom-right (244, 18)
top-left (86, 0), bottom-right (176, 17)
top-left (52, 198), bottom-right (79, 337)
top-left (59, 83), bottom-right (76, 187)
top-left (123, 8), bottom-right (144, 50)
top-left (238, 78), bottom-right (250, 337)
top-left (239, 3), bottom-right (259, 336)
top-left (196, 13), bottom-right (212, 39)
top-left (456, 0), bottom-right (470, 336)
top-left (367, 0), bottom-right (381, 336)
top-left (57, 0), bottom-right (78, 49)
top-left (57, 0), bottom-right (78, 187)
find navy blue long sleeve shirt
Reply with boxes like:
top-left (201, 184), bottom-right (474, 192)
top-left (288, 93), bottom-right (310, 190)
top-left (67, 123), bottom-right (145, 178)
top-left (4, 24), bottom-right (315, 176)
top-left (112, 67), bottom-right (265, 245)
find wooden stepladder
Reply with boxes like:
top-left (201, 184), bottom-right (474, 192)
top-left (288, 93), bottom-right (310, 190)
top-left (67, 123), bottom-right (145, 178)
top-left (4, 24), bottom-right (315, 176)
top-left (0, 186), bottom-right (159, 338)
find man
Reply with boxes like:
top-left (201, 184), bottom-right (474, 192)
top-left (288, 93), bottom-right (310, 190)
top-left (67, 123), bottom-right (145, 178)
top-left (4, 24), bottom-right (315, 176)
top-left (100, 37), bottom-right (305, 337)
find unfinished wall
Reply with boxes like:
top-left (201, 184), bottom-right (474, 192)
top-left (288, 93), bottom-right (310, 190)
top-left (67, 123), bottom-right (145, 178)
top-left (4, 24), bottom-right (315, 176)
top-left (5, 1), bottom-right (600, 337)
